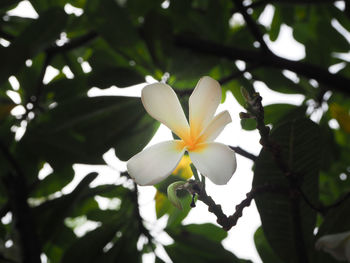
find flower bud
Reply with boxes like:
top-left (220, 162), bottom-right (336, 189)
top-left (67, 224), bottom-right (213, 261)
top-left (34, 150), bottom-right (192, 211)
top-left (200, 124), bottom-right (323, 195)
top-left (167, 181), bottom-right (186, 210)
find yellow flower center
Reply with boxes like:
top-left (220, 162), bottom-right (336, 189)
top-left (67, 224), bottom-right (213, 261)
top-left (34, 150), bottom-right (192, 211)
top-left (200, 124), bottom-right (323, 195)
top-left (177, 126), bottom-right (207, 152)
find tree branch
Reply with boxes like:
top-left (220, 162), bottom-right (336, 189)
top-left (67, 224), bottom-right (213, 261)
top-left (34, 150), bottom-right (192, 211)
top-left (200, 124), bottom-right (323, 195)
top-left (175, 63), bottom-right (261, 97)
top-left (232, 0), bottom-right (270, 53)
top-left (246, 0), bottom-right (339, 9)
top-left (323, 191), bottom-right (350, 212)
top-left (187, 180), bottom-right (287, 231)
top-left (46, 31), bottom-right (98, 55)
top-left (229, 146), bottom-right (257, 161)
top-left (0, 29), bottom-right (14, 41)
top-left (0, 140), bottom-right (41, 263)
top-left (242, 91), bottom-right (311, 262)
top-left (175, 36), bottom-right (350, 95)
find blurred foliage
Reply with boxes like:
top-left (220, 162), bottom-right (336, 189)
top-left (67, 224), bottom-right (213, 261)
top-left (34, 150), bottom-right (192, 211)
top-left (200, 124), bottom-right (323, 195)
top-left (0, 0), bottom-right (350, 262)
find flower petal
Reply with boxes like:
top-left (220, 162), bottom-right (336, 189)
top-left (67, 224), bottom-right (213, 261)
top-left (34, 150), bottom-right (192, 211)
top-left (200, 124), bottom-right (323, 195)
top-left (189, 76), bottom-right (222, 138)
top-left (316, 231), bottom-right (350, 250)
top-left (127, 140), bottom-right (185, 186)
top-left (142, 83), bottom-right (189, 140)
top-left (188, 142), bottom-right (236, 185)
top-left (200, 111), bottom-right (231, 141)
top-left (316, 231), bottom-right (350, 261)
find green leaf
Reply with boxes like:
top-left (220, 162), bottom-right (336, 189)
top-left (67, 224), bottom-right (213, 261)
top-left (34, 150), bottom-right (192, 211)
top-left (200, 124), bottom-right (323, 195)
top-left (240, 118), bottom-right (257, 131)
top-left (155, 191), bottom-right (172, 219)
top-left (181, 223), bottom-right (228, 243)
top-left (254, 226), bottom-right (284, 263)
top-left (43, 76), bottom-right (89, 103)
top-left (43, 226), bottom-right (77, 263)
top-left (22, 96), bottom-right (158, 165)
top-left (33, 172), bottom-right (98, 244)
top-left (166, 193), bottom-right (193, 228)
top-left (30, 165), bottom-right (74, 198)
top-left (253, 118), bottom-right (322, 262)
top-left (86, 0), bottom-right (152, 70)
top-left (97, 230), bottom-right (141, 263)
top-left (223, 80), bottom-right (246, 106)
top-left (165, 225), bottom-right (251, 263)
top-left (87, 67), bottom-right (145, 88)
top-left (264, 104), bottom-right (305, 125)
top-left (61, 215), bottom-right (124, 263)
top-left (269, 7), bottom-right (282, 41)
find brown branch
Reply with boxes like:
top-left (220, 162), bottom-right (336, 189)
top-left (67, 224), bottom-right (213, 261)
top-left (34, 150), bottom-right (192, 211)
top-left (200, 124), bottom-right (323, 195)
top-left (3, 174), bottom-right (42, 263)
top-left (229, 146), bottom-right (257, 161)
top-left (175, 36), bottom-right (350, 95)
top-left (246, 0), bottom-right (339, 9)
top-left (0, 29), bottom-right (14, 41)
top-left (243, 92), bottom-right (311, 262)
top-left (323, 191), bottom-right (350, 212)
top-left (0, 140), bottom-right (41, 263)
top-left (187, 180), bottom-right (287, 231)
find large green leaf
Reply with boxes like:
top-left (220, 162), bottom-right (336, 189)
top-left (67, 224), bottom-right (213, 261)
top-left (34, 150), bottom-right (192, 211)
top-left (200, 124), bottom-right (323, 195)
top-left (87, 67), bottom-right (145, 89)
top-left (254, 226), bottom-right (284, 263)
top-left (30, 165), bottom-right (74, 198)
top-left (165, 224), bottom-right (251, 263)
top-left (22, 96), bottom-right (158, 165)
top-left (253, 118), bottom-right (321, 262)
top-left (264, 104), bottom-right (307, 126)
top-left (61, 215), bottom-right (125, 263)
top-left (269, 7), bottom-right (282, 42)
top-left (86, 0), bottom-right (152, 71)
top-left (33, 172), bottom-right (98, 244)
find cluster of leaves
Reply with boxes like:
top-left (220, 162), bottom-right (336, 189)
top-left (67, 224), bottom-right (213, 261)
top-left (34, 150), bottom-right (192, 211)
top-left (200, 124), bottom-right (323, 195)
top-left (0, 0), bottom-right (350, 262)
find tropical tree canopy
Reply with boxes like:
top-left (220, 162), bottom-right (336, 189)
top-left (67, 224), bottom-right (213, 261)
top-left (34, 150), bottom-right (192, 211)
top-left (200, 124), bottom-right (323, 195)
top-left (0, 0), bottom-right (350, 262)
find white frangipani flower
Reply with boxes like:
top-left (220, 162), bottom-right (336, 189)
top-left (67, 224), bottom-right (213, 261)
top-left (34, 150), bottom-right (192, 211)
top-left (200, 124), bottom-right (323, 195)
top-left (127, 76), bottom-right (237, 186)
top-left (315, 231), bottom-right (350, 262)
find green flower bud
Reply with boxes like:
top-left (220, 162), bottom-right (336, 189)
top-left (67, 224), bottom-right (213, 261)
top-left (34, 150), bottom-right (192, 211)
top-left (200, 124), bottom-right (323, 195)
top-left (167, 181), bottom-right (186, 210)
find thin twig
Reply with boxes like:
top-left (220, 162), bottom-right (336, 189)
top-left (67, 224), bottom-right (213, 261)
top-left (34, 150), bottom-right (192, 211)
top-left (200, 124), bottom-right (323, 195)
top-left (229, 146), bottom-right (257, 161)
top-left (46, 31), bottom-right (98, 55)
top-left (0, 29), bottom-right (14, 41)
top-left (324, 191), bottom-right (350, 212)
top-left (297, 187), bottom-right (325, 215)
